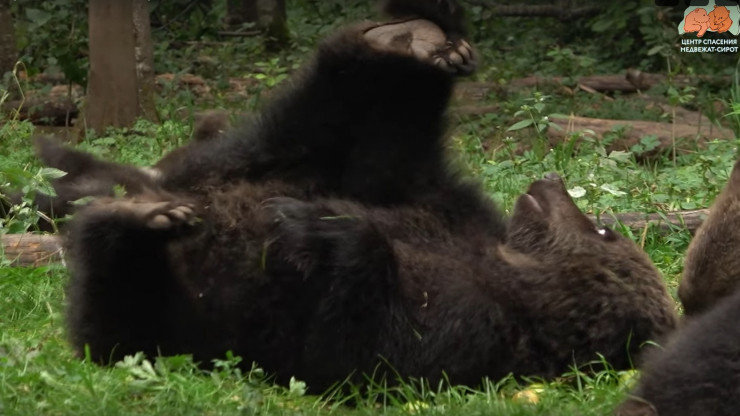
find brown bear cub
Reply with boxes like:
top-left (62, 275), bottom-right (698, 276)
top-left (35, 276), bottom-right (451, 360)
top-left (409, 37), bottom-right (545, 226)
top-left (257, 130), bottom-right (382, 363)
top-left (680, 159), bottom-right (740, 316)
top-left (616, 158), bottom-right (740, 416)
top-left (63, 0), bottom-right (677, 393)
top-left (616, 287), bottom-right (740, 416)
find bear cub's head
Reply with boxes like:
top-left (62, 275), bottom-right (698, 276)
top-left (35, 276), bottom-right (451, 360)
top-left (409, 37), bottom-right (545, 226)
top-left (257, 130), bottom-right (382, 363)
top-left (504, 172), bottom-right (677, 339)
top-left (508, 172), bottom-right (624, 260)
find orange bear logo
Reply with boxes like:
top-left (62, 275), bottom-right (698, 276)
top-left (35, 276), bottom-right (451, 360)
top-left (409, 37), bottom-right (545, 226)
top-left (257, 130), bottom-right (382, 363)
top-left (708, 5), bottom-right (733, 34)
top-left (684, 8), bottom-right (710, 37)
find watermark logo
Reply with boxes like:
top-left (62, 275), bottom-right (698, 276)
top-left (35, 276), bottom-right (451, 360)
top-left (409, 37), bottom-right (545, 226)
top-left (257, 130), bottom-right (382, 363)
top-left (676, 0), bottom-right (739, 52)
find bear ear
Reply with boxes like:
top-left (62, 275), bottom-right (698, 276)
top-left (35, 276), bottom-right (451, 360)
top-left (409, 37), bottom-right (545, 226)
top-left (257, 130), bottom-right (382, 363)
top-left (614, 397), bottom-right (658, 416)
top-left (730, 158), bottom-right (740, 185)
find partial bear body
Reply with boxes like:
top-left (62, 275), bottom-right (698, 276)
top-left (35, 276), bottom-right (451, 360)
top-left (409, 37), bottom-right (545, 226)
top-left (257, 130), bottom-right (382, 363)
top-left (616, 287), bottom-right (740, 416)
top-left (618, 156), bottom-right (740, 416)
top-left (63, 1), bottom-right (677, 393)
top-left (66, 172), bottom-right (677, 392)
top-left (680, 159), bottom-right (740, 315)
top-left (2, 111), bottom-right (229, 232)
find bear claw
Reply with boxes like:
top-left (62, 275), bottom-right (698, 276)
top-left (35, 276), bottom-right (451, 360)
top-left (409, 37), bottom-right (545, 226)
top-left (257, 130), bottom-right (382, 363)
top-left (89, 197), bottom-right (199, 231)
top-left (363, 19), bottom-right (477, 75)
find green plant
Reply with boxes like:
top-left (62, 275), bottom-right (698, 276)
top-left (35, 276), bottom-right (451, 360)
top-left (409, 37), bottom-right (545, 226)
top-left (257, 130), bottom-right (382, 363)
top-left (506, 92), bottom-right (565, 159)
top-left (0, 166), bottom-right (65, 233)
top-left (727, 58), bottom-right (740, 140)
top-left (12, 0), bottom-right (89, 84)
top-left (545, 47), bottom-right (597, 79)
top-left (507, 93), bottom-right (563, 136)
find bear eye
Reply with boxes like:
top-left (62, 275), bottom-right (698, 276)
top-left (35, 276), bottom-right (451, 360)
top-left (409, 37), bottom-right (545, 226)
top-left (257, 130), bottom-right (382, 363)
top-left (596, 227), bottom-right (617, 241)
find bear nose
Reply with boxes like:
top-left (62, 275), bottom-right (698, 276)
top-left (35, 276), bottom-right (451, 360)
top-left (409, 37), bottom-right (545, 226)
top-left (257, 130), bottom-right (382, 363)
top-left (544, 172), bottom-right (561, 181)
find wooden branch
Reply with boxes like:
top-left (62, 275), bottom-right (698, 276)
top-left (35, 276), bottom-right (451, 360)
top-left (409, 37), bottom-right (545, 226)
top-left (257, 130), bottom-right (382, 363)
top-left (510, 74), bottom-right (660, 93)
top-left (2, 97), bottom-right (78, 126)
top-left (181, 40), bottom-right (232, 47)
top-left (455, 73), bottom-right (731, 104)
top-left (588, 209), bottom-right (708, 234)
top-left (547, 115), bottom-right (733, 156)
top-left (1, 234), bottom-right (63, 267)
top-left (453, 104), bottom-right (501, 116)
top-left (462, 1), bottom-right (600, 20)
top-left (217, 30), bottom-right (261, 37)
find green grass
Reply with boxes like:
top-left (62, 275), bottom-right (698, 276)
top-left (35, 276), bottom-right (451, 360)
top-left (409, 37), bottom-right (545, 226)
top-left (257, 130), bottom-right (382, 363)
top-left (0, 265), bottom-right (635, 415)
top-left (0, 265), bottom-right (636, 415)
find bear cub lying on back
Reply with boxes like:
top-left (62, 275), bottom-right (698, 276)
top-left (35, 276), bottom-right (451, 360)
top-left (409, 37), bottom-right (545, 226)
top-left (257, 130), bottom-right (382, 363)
top-left (62, 0), bottom-right (677, 393)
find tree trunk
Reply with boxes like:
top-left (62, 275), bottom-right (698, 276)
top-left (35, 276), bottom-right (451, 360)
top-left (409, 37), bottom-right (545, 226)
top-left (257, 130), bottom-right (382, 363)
top-left (133, 0), bottom-right (158, 123)
top-left (0, 0), bottom-right (16, 77)
top-left (258, 0), bottom-right (288, 49)
top-left (226, 0), bottom-right (258, 26)
top-left (84, 0), bottom-right (156, 133)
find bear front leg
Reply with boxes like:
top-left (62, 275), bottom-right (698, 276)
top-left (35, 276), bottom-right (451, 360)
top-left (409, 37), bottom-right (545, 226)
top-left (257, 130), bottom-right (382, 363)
top-left (64, 193), bottom-right (200, 364)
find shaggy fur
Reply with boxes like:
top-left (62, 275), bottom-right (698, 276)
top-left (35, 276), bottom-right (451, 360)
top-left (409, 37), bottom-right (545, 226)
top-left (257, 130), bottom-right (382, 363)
top-left (616, 288), bottom-right (740, 416)
top-left (64, 1), bottom-right (677, 393)
top-left (8, 111), bottom-right (229, 230)
top-left (5, 136), bottom-right (159, 231)
top-left (66, 172), bottom-right (677, 393)
top-left (617, 157), bottom-right (740, 416)
top-left (680, 159), bottom-right (740, 315)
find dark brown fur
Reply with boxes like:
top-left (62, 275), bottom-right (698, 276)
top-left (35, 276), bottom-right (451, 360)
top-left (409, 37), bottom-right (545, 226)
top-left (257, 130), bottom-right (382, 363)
top-left (7, 111), bottom-right (230, 230)
top-left (64, 1), bottom-right (677, 393)
top-left (617, 157), bottom-right (740, 416)
top-left (616, 287), bottom-right (740, 416)
top-left (152, 110), bottom-right (231, 174)
top-left (680, 159), bottom-right (740, 315)
top-left (28, 136), bottom-right (159, 230)
top-left (66, 172), bottom-right (677, 393)
top-left (381, 0), bottom-right (468, 37)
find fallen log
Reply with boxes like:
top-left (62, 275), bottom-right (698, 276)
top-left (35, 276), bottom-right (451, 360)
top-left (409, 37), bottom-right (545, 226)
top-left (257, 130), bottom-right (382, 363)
top-left (510, 75), bottom-right (646, 93)
top-left (505, 73), bottom-right (729, 94)
top-left (2, 98), bottom-right (78, 126)
top-left (1, 234), bottom-right (63, 267)
top-left (1, 84), bottom-right (82, 126)
top-left (588, 209), bottom-right (708, 235)
top-left (453, 104), bottom-right (501, 116)
top-left (462, 2), bottom-right (600, 21)
top-left (547, 115), bottom-right (733, 156)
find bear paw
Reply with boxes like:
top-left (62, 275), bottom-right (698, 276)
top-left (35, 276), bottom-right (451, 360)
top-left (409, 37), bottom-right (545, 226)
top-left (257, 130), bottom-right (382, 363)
top-left (363, 19), bottom-right (476, 75)
top-left (90, 195), bottom-right (199, 231)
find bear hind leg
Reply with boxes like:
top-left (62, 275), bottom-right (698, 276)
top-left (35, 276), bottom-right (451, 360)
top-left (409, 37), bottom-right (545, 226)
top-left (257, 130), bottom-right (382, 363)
top-left (363, 19), bottom-right (476, 75)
